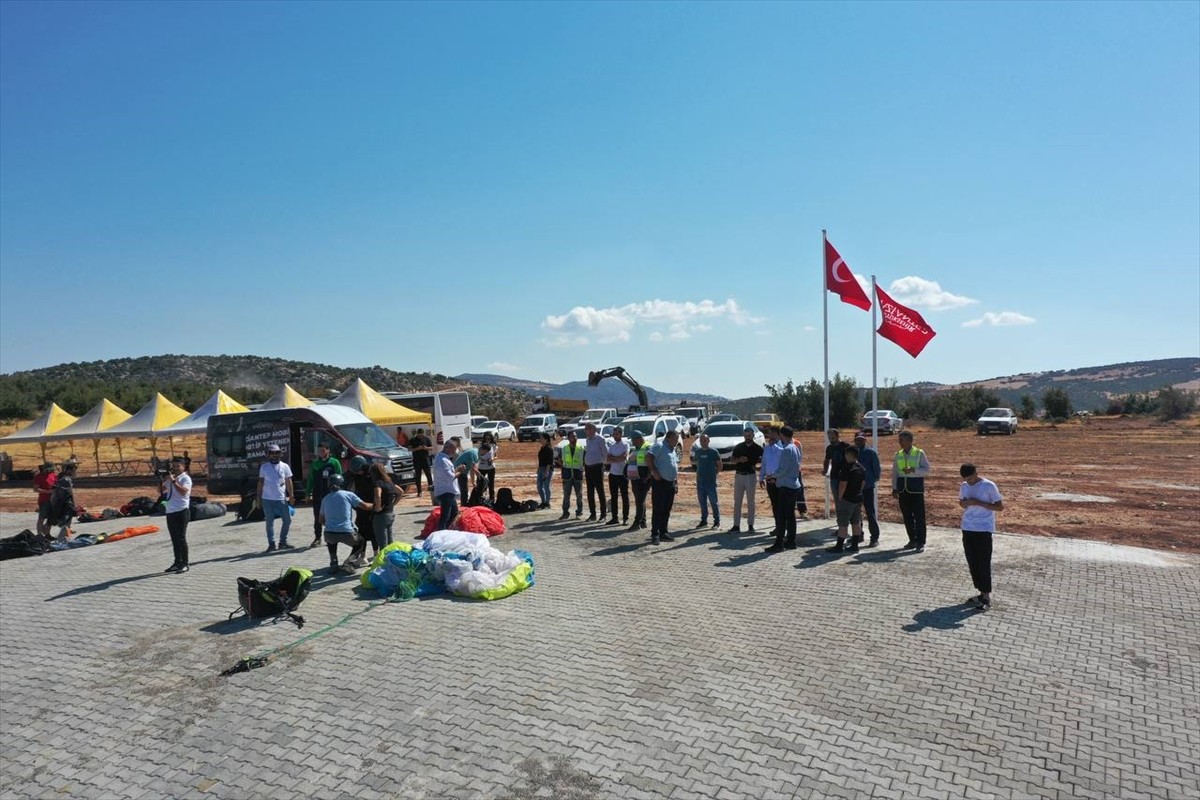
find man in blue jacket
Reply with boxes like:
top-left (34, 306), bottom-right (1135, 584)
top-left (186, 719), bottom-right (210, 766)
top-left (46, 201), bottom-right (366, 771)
top-left (854, 432), bottom-right (882, 547)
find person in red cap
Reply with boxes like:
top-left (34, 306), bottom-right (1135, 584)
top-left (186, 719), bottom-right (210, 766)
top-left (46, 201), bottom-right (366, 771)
top-left (33, 462), bottom-right (57, 537)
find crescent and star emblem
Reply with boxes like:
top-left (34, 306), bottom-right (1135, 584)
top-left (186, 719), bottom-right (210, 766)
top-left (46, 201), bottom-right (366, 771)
top-left (831, 257), bottom-right (853, 284)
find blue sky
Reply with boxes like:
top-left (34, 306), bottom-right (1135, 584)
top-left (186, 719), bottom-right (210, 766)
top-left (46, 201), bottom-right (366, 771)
top-left (1, 1), bottom-right (1197, 400)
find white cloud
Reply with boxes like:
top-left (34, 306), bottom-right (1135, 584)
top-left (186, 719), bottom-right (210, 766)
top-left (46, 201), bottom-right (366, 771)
top-left (541, 299), bottom-right (761, 346)
top-left (803, 325), bottom-right (816, 332)
top-left (963, 311), bottom-right (1037, 328)
top-left (887, 276), bottom-right (978, 311)
top-left (487, 361), bottom-right (521, 372)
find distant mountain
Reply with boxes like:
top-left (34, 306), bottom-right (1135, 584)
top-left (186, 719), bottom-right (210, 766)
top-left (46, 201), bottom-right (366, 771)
top-left (456, 373), bottom-right (726, 409)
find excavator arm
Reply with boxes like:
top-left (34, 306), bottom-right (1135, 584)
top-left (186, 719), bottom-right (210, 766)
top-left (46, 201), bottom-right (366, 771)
top-left (587, 366), bottom-right (649, 410)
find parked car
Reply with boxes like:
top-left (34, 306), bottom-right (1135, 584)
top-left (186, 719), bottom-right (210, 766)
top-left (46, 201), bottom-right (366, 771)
top-left (977, 408), bottom-right (1018, 435)
top-left (751, 412), bottom-right (784, 429)
top-left (557, 417), bottom-right (585, 437)
top-left (677, 407), bottom-right (708, 436)
top-left (470, 415), bottom-right (488, 430)
top-left (471, 420), bottom-right (517, 442)
top-left (689, 421), bottom-right (765, 467)
top-left (517, 414), bottom-right (558, 442)
top-left (619, 414), bottom-right (685, 459)
top-left (705, 412), bottom-right (740, 426)
top-left (860, 409), bottom-right (904, 435)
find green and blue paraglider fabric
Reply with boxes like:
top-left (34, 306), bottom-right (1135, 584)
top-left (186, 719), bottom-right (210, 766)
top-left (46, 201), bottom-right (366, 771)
top-left (361, 532), bottom-right (534, 602)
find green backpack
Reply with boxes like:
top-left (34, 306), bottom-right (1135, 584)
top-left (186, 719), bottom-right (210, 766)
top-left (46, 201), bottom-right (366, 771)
top-left (230, 567), bottom-right (313, 628)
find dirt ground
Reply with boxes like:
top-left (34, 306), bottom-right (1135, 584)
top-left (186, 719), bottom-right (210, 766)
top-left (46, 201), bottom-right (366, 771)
top-left (2, 416), bottom-right (1197, 553)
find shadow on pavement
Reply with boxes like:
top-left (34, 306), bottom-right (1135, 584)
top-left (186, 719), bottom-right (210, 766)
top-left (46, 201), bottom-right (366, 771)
top-left (591, 539), bottom-right (654, 556)
top-left (45, 572), bottom-right (164, 601)
top-left (902, 602), bottom-right (983, 633)
top-left (847, 547), bottom-right (911, 566)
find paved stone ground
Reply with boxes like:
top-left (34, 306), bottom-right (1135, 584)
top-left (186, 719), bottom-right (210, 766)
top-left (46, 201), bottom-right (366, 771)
top-left (0, 500), bottom-right (1197, 800)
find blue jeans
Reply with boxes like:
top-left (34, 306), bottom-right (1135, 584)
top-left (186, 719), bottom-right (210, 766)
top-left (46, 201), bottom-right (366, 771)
top-left (437, 492), bottom-right (459, 530)
top-left (536, 466), bottom-right (552, 506)
top-left (697, 481), bottom-right (719, 523)
top-left (262, 499), bottom-right (291, 545)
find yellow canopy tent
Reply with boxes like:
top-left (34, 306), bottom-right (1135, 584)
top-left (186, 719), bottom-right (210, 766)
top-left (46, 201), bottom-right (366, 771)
top-left (163, 390), bottom-right (251, 435)
top-left (328, 379), bottom-right (431, 425)
top-left (0, 403), bottom-right (79, 462)
top-left (98, 393), bottom-right (190, 465)
top-left (43, 399), bottom-right (133, 472)
top-left (259, 383), bottom-right (314, 410)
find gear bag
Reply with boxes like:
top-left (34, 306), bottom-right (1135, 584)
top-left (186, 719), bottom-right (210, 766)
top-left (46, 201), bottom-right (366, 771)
top-left (229, 567), bottom-right (313, 628)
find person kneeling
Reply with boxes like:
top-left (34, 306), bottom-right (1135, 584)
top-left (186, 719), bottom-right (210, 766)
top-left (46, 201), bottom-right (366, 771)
top-left (319, 474), bottom-right (371, 574)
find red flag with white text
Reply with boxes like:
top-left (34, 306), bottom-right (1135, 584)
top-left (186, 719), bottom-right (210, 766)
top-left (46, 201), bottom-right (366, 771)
top-left (875, 284), bottom-right (936, 358)
top-left (824, 238), bottom-right (872, 311)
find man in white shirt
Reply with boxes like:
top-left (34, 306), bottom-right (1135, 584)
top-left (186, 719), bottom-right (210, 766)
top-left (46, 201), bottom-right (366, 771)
top-left (959, 463), bottom-right (1004, 611)
top-left (257, 443), bottom-right (295, 552)
top-left (604, 427), bottom-right (630, 526)
top-left (433, 440), bottom-right (464, 531)
top-left (162, 456), bottom-right (193, 573)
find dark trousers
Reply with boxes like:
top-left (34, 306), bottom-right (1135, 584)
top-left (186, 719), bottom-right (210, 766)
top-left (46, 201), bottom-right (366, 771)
top-left (775, 486), bottom-right (797, 545)
top-left (631, 477), bottom-right (649, 524)
top-left (650, 479), bottom-right (676, 535)
top-left (561, 470), bottom-right (583, 513)
top-left (413, 460), bottom-right (433, 495)
top-left (862, 486), bottom-right (881, 540)
top-left (584, 464), bottom-right (607, 516)
top-left (437, 492), bottom-right (459, 530)
top-left (765, 482), bottom-right (780, 532)
top-left (898, 492), bottom-right (926, 545)
top-left (311, 490), bottom-right (326, 537)
top-left (608, 474), bottom-right (629, 521)
top-left (796, 478), bottom-right (808, 515)
top-left (479, 468), bottom-right (496, 503)
top-left (166, 509), bottom-right (189, 567)
top-left (962, 531), bottom-right (993, 593)
top-left (352, 508), bottom-right (376, 557)
top-left (457, 473), bottom-right (469, 501)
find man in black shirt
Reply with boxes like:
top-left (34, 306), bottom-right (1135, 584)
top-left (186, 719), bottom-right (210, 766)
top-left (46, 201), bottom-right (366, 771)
top-left (823, 428), bottom-right (849, 519)
top-left (408, 429), bottom-right (434, 500)
top-left (828, 446), bottom-right (866, 553)
top-left (727, 428), bottom-right (763, 533)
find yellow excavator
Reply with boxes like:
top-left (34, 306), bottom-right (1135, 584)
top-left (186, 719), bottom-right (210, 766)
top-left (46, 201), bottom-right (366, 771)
top-left (587, 367), bottom-right (650, 411)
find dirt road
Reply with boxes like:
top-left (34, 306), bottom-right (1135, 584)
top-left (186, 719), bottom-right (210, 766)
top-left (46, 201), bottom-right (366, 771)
top-left (2, 416), bottom-right (1196, 552)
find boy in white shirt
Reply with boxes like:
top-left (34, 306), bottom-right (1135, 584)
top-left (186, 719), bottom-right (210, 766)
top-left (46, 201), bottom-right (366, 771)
top-left (959, 463), bottom-right (1004, 611)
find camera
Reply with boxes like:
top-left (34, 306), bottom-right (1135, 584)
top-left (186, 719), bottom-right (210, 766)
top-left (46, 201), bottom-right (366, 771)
top-left (155, 467), bottom-right (170, 479)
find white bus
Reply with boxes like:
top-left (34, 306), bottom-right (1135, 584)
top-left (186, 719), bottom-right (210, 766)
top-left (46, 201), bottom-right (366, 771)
top-left (381, 391), bottom-right (473, 446)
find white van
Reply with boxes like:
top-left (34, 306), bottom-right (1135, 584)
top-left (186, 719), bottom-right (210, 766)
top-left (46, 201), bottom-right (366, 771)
top-left (518, 414), bottom-right (557, 441)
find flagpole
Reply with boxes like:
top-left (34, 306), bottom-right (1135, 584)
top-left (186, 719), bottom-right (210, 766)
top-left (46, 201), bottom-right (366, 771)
top-left (871, 275), bottom-right (879, 448)
top-left (822, 229), bottom-right (830, 520)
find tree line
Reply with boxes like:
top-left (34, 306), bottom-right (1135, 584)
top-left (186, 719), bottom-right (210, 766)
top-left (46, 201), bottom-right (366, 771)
top-left (764, 375), bottom-right (1196, 431)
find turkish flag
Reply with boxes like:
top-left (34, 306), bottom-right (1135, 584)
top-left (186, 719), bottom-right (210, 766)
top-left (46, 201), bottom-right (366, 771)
top-left (825, 238), bottom-right (872, 311)
top-left (875, 284), bottom-right (936, 358)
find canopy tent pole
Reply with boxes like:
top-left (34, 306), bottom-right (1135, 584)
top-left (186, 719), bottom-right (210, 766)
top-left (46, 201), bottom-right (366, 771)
top-left (117, 439), bottom-right (125, 472)
top-left (92, 439), bottom-right (101, 477)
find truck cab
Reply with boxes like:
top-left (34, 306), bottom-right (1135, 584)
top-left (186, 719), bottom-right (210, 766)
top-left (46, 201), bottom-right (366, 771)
top-left (207, 405), bottom-right (415, 498)
top-left (580, 408), bottom-right (618, 427)
top-left (677, 406), bottom-right (708, 436)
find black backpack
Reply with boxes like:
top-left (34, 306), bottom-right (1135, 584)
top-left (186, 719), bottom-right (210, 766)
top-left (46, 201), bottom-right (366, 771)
top-left (229, 567), bottom-right (313, 628)
top-left (494, 487), bottom-right (521, 514)
top-left (0, 529), bottom-right (53, 561)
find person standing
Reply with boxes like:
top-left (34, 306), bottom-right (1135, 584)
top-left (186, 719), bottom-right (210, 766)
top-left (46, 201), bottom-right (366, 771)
top-left (162, 456), bottom-right (193, 573)
top-left (824, 429), bottom-right (849, 518)
top-left (432, 441), bottom-right (463, 530)
top-left (257, 443), bottom-right (295, 552)
top-left (582, 423), bottom-right (609, 521)
top-left (827, 446), bottom-right (866, 553)
top-left (369, 463), bottom-right (398, 552)
top-left (408, 428), bottom-right (435, 500)
top-left (477, 437), bottom-right (497, 505)
top-left (536, 433), bottom-right (555, 509)
top-left (693, 433), bottom-right (721, 530)
top-left (319, 474), bottom-right (370, 573)
top-left (33, 462), bottom-right (57, 537)
top-left (605, 427), bottom-right (630, 525)
top-left (728, 428), bottom-right (762, 534)
top-left (557, 429), bottom-right (584, 520)
top-left (892, 431), bottom-right (931, 551)
top-left (758, 427), bottom-right (784, 538)
top-left (765, 426), bottom-right (801, 553)
top-left (959, 463), bottom-right (1004, 610)
top-left (306, 443), bottom-right (343, 548)
top-left (48, 461), bottom-right (78, 542)
top-left (646, 429), bottom-right (680, 544)
top-left (346, 455), bottom-right (376, 565)
top-left (853, 432), bottom-right (882, 546)
top-left (626, 432), bottom-right (651, 531)
top-left (789, 429), bottom-right (809, 520)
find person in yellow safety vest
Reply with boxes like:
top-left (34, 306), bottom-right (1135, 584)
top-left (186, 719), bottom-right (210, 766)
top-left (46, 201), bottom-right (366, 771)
top-left (625, 432), bottom-right (652, 531)
top-left (891, 430), bottom-right (931, 551)
top-left (557, 429), bottom-right (585, 520)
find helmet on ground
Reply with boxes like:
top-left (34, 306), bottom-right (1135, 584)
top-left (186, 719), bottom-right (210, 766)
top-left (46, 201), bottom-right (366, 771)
top-left (328, 473), bottom-right (345, 490)
top-left (349, 455), bottom-right (369, 472)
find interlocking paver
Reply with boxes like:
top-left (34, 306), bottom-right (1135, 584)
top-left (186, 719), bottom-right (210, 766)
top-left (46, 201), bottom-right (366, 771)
top-left (1, 507), bottom-right (1197, 799)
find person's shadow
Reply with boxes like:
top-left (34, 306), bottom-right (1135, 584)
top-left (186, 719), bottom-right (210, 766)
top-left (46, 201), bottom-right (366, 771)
top-left (902, 601), bottom-right (983, 633)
